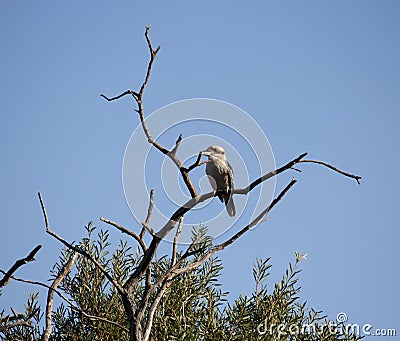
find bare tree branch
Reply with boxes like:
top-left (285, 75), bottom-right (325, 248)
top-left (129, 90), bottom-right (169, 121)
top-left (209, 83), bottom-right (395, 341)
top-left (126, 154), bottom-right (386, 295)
top-left (100, 27), bottom-right (200, 199)
top-left (0, 270), bottom-right (74, 304)
top-left (100, 217), bottom-right (147, 253)
top-left (140, 188), bottom-right (155, 238)
top-left (0, 319), bottom-right (33, 333)
top-left (100, 89), bottom-right (138, 102)
top-left (290, 167), bottom-right (302, 173)
top-left (171, 217), bottom-right (184, 266)
top-left (218, 178), bottom-right (297, 249)
top-left (182, 152), bottom-right (210, 172)
top-left (0, 270), bottom-right (129, 333)
top-left (42, 252), bottom-right (78, 341)
top-left (142, 279), bottom-right (171, 341)
top-left (0, 245), bottom-right (42, 288)
top-left (38, 192), bottom-right (125, 295)
top-left (170, 134), bottom-right (183, 157)
top-left (173, 178), bottom-right (297, 276)
top-left (299, 159), bottom-right (361, 184)
top-left (235, 153), bottom-right (307, 194)
top-left (140, 25), bottom-right (161, 98)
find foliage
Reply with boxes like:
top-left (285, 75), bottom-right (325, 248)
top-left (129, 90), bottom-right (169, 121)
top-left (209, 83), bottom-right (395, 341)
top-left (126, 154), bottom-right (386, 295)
top-left (1, 223), bottom-right (361, 341)
top-left (0, 292), bottom-right (42, 340)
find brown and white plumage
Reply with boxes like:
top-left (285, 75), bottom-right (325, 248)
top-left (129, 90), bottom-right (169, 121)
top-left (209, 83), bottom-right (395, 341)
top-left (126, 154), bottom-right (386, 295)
top-left (202, 146), bottom-right (236, 217)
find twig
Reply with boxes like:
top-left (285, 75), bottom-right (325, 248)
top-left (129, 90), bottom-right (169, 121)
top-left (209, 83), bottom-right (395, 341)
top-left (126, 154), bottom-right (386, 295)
top-left (169, 134), bottom-right (182, 156)
top-left (182, 152), bottom-right (210, 172)
top-left (100, 217), bottom-right (146, 253)
top-left (290, 167), bottom-right (302, 173)
top-left (0, 245), bottom-right (42, 288)
top-left (135, 26), bottom-right (167, 155)
top-left (250, 216), bottom-right (272, 228)
top-left (0, 319), bottom-right (33, 333)
top-left (37, 192), bottom-right (125, 295)
top-left (138, 189), bottom-right (155, 304)
top-left (299, 159), bottom-right (361, 184)
top-left (140, 25), bottom-right (161, 98)
top-left (181, 227), bottom-right (208, 260)
top-left (42, 252), bottom-right (78, 341)
top-left (140, 189), bottom-right (154, 238)
top-left (171, 217), bottom-right (184, 266)
top-left (100, 90), bottom-right (138, 102)
top-left (0, 269), bottom-right (69, 302)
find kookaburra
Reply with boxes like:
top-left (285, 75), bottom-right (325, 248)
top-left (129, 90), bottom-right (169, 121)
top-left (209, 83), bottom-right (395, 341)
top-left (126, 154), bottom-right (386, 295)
top-left (201, 146), bottom-right (236, 217)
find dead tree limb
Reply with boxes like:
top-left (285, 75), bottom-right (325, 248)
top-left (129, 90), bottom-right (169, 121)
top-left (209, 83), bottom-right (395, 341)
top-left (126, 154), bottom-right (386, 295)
top-left (299, 159), bottom-right (361, 184)
top-left (0, 245), bottom-right (42, 288)
top-left (171, 217), bottom-right (184, 266)
top-left (42, 252), bottom-right (78, 341)
top-left (140, 188), bottom-right (154, 239)
top-left (100, 26), bottom-right (199, 198)
top-left (182, 152), bottom-right (210, 172)
top-left (100, 217), bottom-right (147, 253)
top-left (38, 192), bottom-right (125, 296)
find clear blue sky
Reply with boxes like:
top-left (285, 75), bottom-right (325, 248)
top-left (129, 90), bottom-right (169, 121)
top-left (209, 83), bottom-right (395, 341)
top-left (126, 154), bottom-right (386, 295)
top-left (1, 1), bottom-right (399, 338)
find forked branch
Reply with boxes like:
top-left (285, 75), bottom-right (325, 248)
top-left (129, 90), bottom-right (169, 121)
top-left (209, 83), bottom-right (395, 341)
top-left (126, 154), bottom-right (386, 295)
top-left (38, 192), bottom-right (125, 295)
top-left (100, 217), bottom-right (147, 253)
top-left (100, 26), bottom-right (199, 198)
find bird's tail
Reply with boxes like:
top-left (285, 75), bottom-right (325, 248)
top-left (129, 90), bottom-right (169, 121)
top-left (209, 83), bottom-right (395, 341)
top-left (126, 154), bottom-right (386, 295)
top-left (224, 195), bottom-right (236, 217)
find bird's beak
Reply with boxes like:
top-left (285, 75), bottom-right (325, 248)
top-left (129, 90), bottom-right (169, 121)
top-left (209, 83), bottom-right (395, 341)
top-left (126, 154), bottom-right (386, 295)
top-left (201, 150), bottom-right (209, 155)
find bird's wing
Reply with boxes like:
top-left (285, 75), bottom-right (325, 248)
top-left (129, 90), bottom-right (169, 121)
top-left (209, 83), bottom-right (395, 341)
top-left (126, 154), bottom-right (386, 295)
top-left (206, 160), bottom-right (229, 202)
top-left (226, 161), bottom-right (234, 192)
